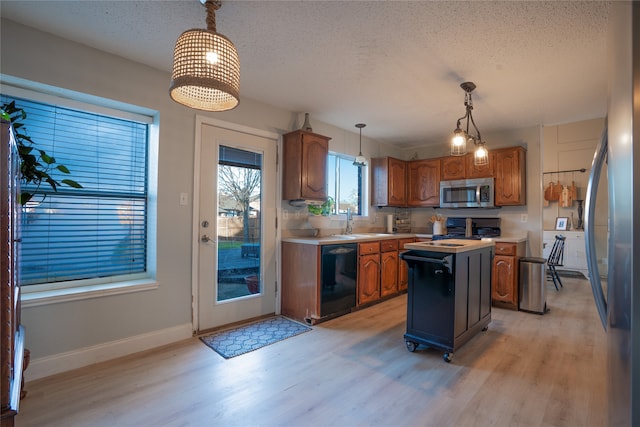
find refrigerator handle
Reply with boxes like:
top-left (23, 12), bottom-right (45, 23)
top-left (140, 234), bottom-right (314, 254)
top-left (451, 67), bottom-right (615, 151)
top-left (584, 118), bottom-right (608, 330)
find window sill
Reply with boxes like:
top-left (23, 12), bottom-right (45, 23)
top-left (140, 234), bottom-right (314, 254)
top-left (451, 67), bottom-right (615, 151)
top-left (21, 279), bottom-right (159, 308)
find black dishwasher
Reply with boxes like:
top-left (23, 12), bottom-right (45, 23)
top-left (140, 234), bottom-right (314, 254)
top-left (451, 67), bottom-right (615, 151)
top-left (401, 247), bottom-right (492, 362)
top-left (321, 244), bottom-right (358, 318)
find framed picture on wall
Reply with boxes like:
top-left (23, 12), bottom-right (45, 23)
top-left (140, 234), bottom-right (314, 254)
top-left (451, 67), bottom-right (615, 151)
top-left (555, 217), bottom-right (569, 231)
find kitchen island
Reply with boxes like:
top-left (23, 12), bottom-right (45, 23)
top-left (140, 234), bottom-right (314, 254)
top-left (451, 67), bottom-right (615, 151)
top-left (402, 239), bottom-right (494, 362)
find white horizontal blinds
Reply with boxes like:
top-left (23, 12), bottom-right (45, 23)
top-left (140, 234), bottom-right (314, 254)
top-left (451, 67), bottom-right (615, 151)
top-left (2, 95), bottom-right (148, 285)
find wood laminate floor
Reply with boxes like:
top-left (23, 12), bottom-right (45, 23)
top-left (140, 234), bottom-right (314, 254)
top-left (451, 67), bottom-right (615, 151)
top-left (16, 276), bottom-right (606, 427)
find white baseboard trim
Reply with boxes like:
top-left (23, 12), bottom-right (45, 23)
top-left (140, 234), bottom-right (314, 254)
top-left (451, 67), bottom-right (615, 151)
top-left (26, 323), bottom-right (193, 381)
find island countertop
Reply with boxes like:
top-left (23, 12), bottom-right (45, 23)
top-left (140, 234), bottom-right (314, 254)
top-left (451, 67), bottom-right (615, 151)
top-left (404, 239), bottom-right (496, 254)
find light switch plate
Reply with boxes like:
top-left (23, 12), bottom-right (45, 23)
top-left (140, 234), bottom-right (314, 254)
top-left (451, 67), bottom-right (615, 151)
top-left (180, 192), bottom-right (188, 206)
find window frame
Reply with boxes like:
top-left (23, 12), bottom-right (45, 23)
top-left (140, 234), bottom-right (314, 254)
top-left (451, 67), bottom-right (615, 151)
top-left (1, 78), bottom-right (159, 307)
top-left (326, 151), bottom-right (368, 218)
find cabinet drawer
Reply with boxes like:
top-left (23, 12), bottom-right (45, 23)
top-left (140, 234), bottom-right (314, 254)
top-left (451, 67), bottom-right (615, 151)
top-left (380, 239), bottom-right (398, 252)
top-left (359, 241), bottom-right (380, 255)
top-left (495, 242), bottom-right (517, 256)
top-left (398, 238), bottom-right (415, 250)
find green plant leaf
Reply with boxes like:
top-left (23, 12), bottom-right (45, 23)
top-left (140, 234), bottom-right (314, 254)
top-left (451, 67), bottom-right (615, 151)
top-left (56, 165), bottom-right (70, 174)
top-left (39, 150), bottom-right (55, 164)
top-left (61, 179), bottom-right (83, 188)
top-left (19, 192), bottom-right (33, 205)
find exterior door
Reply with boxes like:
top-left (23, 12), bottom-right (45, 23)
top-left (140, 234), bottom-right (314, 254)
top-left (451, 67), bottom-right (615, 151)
top-left (195, 119), bottom-right (278, 332)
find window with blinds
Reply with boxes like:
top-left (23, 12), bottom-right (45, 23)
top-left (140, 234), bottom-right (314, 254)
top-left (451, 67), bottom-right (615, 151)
top-left (1, 95), bottom-right (149, 286)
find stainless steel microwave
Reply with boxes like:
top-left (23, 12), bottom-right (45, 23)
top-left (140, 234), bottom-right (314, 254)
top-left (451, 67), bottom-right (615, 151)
top-left (440, 178), bottom-right (494, 208)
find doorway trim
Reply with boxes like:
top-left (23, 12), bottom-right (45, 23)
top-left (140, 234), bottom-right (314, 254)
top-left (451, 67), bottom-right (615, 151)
top-left (191, 115), bottom-right (281, 333)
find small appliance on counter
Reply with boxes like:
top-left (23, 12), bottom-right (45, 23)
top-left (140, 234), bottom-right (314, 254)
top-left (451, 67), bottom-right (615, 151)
top-left (431, 217), bottom-right (501, 240)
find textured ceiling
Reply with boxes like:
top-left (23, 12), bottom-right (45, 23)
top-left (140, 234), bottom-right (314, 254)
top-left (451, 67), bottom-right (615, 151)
top-left (0, 1), bottom-right (610, 149)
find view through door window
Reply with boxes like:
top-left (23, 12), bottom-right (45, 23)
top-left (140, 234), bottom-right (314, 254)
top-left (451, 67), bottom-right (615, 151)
top-left (217, 146), bottom-right (262, 301)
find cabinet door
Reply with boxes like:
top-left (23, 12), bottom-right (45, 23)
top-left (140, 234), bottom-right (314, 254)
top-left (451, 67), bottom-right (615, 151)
top-left (358, 254), bottom-right (380, 305)
top-left (388, 158), bottom-right (407, 205)
top-left (494, 147), bottom-right (526, 206)
top-left (492, 255), bottom-right (516, 305)
top-left (282, 131), bottom-right (329, 200)
top-left (397, 238), bottom-right (414, 292)
top-left (407, 159), bottom-right (440, 207)
top-left (301, 133), bottom-right (329, 199)
top-left (465, 152), bottom-right (494, 178)
top-left (441, 156), bottom-right (466, 180)
top-left (380, 251), bottom-right (398, 297)
top-left (371, 157), bottom-right (406, 207)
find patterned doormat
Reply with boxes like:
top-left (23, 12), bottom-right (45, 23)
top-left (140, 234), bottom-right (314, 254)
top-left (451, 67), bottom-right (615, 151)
top-left (199, 316), bottom-right (311, 359)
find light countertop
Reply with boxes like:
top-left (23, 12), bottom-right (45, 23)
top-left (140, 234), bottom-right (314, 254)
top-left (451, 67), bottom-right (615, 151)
top-left (405, 239), bottom-right (495, 254)
top-left (282, 232), bottom-right (528, 246)
top-left (282, 233), bottom-right (415, 245)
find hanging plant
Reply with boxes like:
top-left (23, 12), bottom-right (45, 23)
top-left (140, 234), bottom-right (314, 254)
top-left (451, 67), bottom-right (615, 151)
top-left (1, 101), bottom-right (82, 205)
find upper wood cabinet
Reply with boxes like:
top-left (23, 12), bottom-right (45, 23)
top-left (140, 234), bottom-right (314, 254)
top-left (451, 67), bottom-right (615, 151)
top-left (465, 152), bottom-right (495, 178)
top-left (282, 130), bottom-right (330, 200)
top-left (494, 146), bottom-right (526, 206)
top-left (441, 156), bottom-right (466, 180)
top-left (407, 159), bottom-right (440, 207)
top-left (371, 157), bottom-right (407, 207)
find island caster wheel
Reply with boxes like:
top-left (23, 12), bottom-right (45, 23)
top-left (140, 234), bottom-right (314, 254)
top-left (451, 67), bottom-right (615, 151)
top-left (482, 326), bottom-right (488, 332)
top-left (406, 340), bottom-right (418, 352)
top-left (443, 352), bottom-right (452, 363)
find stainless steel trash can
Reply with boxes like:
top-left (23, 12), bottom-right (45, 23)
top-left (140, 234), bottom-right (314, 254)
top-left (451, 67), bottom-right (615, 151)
top-left (519, 257), bottom-right (547, 314)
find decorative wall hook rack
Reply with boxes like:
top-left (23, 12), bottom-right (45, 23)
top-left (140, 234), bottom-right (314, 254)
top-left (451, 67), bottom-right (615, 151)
top-left (543, 168), bottom-right (586, 175)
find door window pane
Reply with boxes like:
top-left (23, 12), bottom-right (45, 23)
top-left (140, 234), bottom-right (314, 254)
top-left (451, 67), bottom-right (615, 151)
top-left (217, 146), bottom-right (262, 301)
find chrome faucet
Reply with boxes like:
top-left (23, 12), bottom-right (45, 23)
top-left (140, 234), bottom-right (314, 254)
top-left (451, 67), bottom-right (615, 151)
top-left (345, 207), bottom-right (353, 234)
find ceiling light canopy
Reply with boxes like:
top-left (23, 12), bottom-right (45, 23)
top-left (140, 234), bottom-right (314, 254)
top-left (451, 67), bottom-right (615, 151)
top-left (169, 0), bottom-right (240, 111)
top-left (353, 123), bottom-right (367, 167)
top-left (451, 82), bottom-right (488, 166)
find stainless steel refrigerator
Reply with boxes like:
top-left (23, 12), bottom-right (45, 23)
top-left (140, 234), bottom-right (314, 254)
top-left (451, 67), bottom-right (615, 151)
top-left (585, 2), bottom-right (639, 425)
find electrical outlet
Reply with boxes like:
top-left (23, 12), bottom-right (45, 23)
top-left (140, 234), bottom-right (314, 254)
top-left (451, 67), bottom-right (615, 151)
top-left (521, 214), bottom-right (528, 223)
top-left (282, 209), bottom-right (289, 219)
top-left (180, 192), bottom-right (188, 206)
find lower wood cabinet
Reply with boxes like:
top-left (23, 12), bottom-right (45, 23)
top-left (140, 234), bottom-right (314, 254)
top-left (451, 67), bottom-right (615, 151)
top-left (282, 238), bottom-right (413, 324)
top-left (397, 238), bottom-right (415, 291)
top-left (491, 241), bottom-right (526, 310)
top-left (380, 240), bottom-right (399, 298)
top-left (358, 241), bottom-right (381, 305)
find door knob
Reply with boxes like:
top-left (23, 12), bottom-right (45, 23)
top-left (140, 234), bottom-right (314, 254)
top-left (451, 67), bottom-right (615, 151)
top-left (201, 234), bottom-right (212, 243)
